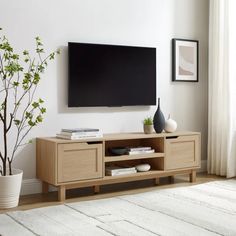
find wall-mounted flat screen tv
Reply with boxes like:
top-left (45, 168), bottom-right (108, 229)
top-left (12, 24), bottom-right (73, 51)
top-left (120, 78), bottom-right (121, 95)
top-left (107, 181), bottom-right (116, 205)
top-left (68, 42), bottom-right (156, 107)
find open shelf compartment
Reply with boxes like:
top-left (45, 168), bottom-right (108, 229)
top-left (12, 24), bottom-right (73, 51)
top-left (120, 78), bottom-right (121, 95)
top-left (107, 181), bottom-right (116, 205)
top-left (104, 137), bottom-right (165, 176)
top-left (105, 137), bottom-right (164, 159)
top-left (105, 156), bottom-right (164, 177)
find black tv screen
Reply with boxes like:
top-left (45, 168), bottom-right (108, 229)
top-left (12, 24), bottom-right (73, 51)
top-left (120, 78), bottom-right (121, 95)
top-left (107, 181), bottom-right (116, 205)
top-left (68, 42), bottom-right (156, 107)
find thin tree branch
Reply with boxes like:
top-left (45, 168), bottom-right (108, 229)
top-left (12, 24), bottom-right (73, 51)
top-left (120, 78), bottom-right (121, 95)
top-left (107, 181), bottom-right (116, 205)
top-left (3, 94), bottom-right (8, 176)
top-left (0, 112), bottom-right (3, 121)
top-left (6, 113), bottom-right (13, 132)
top-left (0, 151), bottom-right (4, 163)
top-left (0, 54), bottom-right (5, 78)
top-left (0, 86), bottom-right (13, 92)
top-left (10, 125), bottom-right (34, 162)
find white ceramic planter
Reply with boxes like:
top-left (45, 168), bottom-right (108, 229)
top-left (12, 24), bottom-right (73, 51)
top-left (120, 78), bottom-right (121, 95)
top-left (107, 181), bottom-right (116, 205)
top-left (0, 169), bottom-right (23, 209)
top-left (164, 115), bottom-right (177, 133)
top-left (143, 124), bottom-right (153, 134)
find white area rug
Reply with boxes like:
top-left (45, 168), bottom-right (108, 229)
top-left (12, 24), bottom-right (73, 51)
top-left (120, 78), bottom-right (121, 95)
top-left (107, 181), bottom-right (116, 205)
top-left (1, 179), bottom-right (236, 236)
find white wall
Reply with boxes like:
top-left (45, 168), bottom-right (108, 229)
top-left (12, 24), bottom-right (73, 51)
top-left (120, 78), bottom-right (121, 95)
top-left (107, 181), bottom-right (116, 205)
top-left (0, 0), bottom-right (209, 180)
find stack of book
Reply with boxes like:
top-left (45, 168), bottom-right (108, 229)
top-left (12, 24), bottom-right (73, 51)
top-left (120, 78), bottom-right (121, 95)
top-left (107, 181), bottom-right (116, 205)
top-left (127, 146), bottom-right (155, 155)
top-left (105, 165), bottom-right (137, 176)
top-left (56, 128), bottom-right (102, 140)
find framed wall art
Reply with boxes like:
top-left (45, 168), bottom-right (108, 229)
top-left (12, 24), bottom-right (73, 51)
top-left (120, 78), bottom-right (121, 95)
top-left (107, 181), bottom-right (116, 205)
top-left (172, 38), bottom-right (199, 82)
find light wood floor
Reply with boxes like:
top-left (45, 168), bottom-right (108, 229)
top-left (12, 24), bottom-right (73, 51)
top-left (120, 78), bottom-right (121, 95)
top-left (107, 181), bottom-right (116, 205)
top-left (0, 173), bottom-right (224, 214)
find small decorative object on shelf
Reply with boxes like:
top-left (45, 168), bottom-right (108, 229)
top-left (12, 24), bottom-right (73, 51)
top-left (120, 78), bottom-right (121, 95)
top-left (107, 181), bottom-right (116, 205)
top-left (143, 116), bottom-right (154, 134)
top-left (135, 164), bottom-right (151, 172)
top-left (165, 115), bottom-right (177, 133)
top-left (153, 98), bottom-right (165, 133)
top-left (109, 147), bottom-right (128, 156)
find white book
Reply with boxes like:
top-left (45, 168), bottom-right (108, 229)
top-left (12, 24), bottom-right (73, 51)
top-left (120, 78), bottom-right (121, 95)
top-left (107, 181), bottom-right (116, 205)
top-left (61, 128), bottom-right (99, 133)
top-left (56, 134), bottom-right (103, 140)
top-left (106, 167), bottom-right (136, 174)
top-left (60, 131), bottom-right (102, 137)
top-left (128, 149), bottom-right (155, 155)
top-left (106, 169), bottom-right (137, 176)
top-left (128, 147), bottom-right (152, 151)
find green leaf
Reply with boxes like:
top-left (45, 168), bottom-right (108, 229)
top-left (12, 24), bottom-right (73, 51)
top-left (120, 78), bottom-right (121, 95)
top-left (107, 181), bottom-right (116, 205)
top-left (38, 64), bottom-right (45, 73)
top-left (14, 119), bottom-right (20, 125)
top-left (143, 117), bottom-right (153, 125)
top-left (32, 102), bottom-right (39, 108)
top-left (36, 115), bottom-right (43, 123)
top-left (12, 54), bottom-right (19, 60)
top-left (13, 81), bottom-right (19, 87)
top-left (40, 107), bottom-right (46, 114)
top-left (1, 41), bottom-right (13, 52)
top-left (49, 53), bottom-right (55, 60)
top-left (23, 85), bottom-right (29, 90)
top-left (25, 112), bottom-right (33, 119)
top-left (39, 98), bottom-right (44, 103)
top-left (36, 48), bottom-right (44, 53)
top-left (23, 50), bottom-right (29, 55)
top-left (33, 73), bottom-right (40, 84)
top-left (24, 72), bottom-right (31, 80)
top-left (28, 120), bottom-right (35, 127)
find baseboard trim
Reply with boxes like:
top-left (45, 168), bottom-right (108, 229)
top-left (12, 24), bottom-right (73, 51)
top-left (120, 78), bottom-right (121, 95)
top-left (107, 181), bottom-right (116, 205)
top-left (21, 179), bottom-right (42, 196)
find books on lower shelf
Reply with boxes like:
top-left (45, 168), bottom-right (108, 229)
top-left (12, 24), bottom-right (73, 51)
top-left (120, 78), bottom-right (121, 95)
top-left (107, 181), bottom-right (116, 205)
top-left (56, 128), bottom-right (102, 140)
top-left (105, 165), bottom-right (137, 176)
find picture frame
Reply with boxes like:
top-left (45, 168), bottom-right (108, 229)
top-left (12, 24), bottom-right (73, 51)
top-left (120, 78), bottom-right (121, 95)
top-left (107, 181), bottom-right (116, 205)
top-left (172, 38), bottom-right (199, 82)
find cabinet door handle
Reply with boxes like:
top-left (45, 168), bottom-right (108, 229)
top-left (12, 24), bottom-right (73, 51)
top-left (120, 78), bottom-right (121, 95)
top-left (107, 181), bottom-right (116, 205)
top-left (87, 141), bottom-right (102, 145)
top-left (166, 136), bottom-right (179, 139)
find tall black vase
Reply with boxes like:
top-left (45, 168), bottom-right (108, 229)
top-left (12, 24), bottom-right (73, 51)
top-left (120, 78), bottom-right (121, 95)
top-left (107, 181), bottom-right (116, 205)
top-left (153, 98), bottom-right (165, 133)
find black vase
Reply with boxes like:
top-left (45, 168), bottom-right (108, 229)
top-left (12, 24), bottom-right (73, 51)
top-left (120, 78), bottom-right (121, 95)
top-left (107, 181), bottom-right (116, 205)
top-left (153, 98), bottom-right (165, 133)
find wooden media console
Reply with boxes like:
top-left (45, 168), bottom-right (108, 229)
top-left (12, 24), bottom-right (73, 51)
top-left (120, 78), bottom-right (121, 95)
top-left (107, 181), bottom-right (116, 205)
top-left (36, 131), bottom-right (201, 201)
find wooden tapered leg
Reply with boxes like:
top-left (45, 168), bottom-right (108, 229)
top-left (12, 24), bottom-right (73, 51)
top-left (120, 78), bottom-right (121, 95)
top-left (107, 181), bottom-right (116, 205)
top-left (94, 185), bottom-right (100, 194)
top-left (59, 185), bottom-right (66, 202)
top-left (190, 170), bottom-right (196, 182)
top-left (154, 178), bottom-right (160, 185)
top-left (42, 182), bottom-right (49, 194)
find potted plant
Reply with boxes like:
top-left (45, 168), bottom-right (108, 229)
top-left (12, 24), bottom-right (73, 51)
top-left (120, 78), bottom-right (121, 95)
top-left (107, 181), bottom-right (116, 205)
top-left (0, 28), bottom-right (59, 208)
top-left (143, 117), bottom-right (154, 134)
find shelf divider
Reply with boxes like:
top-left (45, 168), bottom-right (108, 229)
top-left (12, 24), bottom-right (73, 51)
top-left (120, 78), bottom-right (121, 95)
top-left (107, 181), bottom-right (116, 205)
top-left (104, 152), bottom-right (164, 163)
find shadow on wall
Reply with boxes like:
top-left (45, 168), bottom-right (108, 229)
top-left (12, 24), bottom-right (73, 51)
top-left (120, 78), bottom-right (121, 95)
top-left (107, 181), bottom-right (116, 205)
top-left (56, 45), bottom-right (150, 114)
top-left (12, 141), bottom-right (36, 179)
